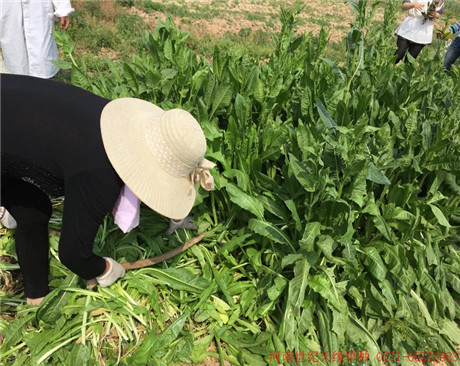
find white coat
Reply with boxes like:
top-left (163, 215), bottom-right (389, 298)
top-left (395, 0), bottom-right (444, 45)
top-left (0, 0), bottom-right (74, 78)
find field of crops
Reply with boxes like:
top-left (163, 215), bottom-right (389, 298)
top-left (1, 1), bottom-right (460, 365)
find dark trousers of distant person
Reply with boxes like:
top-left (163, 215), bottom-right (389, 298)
top-left (444, 36), bottom-right (460, 69)
top-left (395, 35), bottom-right (425, 64)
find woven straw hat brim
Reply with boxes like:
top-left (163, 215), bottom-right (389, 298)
top-left (100, 98), bottom-right (196, 220)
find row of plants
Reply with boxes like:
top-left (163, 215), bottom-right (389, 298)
top-left (1, 1), bottom-right (459, 365)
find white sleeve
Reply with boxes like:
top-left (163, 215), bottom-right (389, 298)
top-left (52, 0), bottom-right (75, 17)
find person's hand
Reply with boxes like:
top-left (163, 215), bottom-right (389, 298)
top-left (59, 16), bottom-right (70, 30)
top-left (96, 257), bottom-right (125, 287)
top-left (165, 217), bottom-right (198, 235)
top-left (412, 2), bottom-right (424, 11)
top-left (438, 28), bottom-right (452, 40)
top-left (429, 9), bottom-right (440, 19)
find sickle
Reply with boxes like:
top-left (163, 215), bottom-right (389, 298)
top-left (86, 232), bottom-right (205, 288)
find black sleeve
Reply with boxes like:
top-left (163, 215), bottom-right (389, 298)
top-left (58, 169), bottom-right (123, 280)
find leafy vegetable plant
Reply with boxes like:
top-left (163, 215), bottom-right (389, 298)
top-left (1, 1), bottom-right (459, 365)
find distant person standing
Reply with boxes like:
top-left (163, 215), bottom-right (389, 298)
top-left (443, 20), bottom-right (460, 69)
top-left (0, 0), bottom-right (74, 78)
top-left (395, 0), bottom-right (444, 63)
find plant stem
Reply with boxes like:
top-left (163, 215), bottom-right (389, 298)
top-left (81, 295), bottom-right (91, 346)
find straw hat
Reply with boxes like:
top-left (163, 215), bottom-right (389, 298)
top-left (100, 98), bottom-right (215, 220)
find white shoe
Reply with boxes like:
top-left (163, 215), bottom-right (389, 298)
top-left (0, 207), bottom-right (17, 229)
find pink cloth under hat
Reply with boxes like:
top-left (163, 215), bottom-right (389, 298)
top-left (112, 185), bottom-right (141, 233)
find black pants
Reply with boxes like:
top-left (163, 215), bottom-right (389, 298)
top-left (1, 177), bottom-right (52, 298)
top-left (395, 36), bottom-right (426, 64)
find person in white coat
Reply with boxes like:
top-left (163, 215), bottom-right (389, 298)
top-left (0, 0), bottom-right (74, 78)
top-left (395, 0), bottom-right (444, 63)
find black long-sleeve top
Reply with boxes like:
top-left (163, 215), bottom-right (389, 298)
top-left (1, 74), bottom-right (123, 279)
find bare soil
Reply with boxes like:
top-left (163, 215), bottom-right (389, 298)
top-left (125, 0), bottom-right (368, 44)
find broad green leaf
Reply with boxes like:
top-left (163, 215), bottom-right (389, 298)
top-left (429, 204), bottom-right (451, 227)
top-left (309, 275), bottom-right (337, 309)
top-left (379, 279), bottom-right (397, 307)
top-left (142, 268), bottom-right (209, 293)
top-left (299, 222), bottom-right (321, 251)
top-left (347, 315), bottom-right (380, 360)
top-left (362, 247), bottom-right (387, 281)
top-left (424, 156), bottom-right (460, 171)
top-left (446, 271), bottom-right (460, 293)
top-left (439, 319), bottom-right (460, 343)
top-left (37, 273), bottom-right (80, 323)
top-left (345, 159), bottom-right (368, 207)
top-left (204, 75), bottom-right (216, 106)
top-left (311, 267), bottom-right (347, 310)
top-left (284, 199), bottom-right (301, 232)
top-left (248, 219), bottom-right (295, 250)
top-left (258, 195), bottom-right (290, 220)
top-left (161, 68), bottom-right (178, 80)
top-left (69, 344), bottom-right (90, 366)
top-left (382, 244), bottom-right (403, 278)
top-left (301, 87), bottom-right (314, 120)
top-left (316, 100), bottom-right (337, 131)
top-left (410, 290), bottom-right (435, 327)
top-left (131, 314), bottom-right (188, 365)
top-left (1, 313), bottom-right (35, 352)
top-left (222, 169), bottom-right (250, 191)
top-left (190, 335), bottom-right (213, 364)
top-left (316, 235), bottom-right (335, 260)
top-left (225, 183), bottom-right (264, 219)
top-left (373, 215), bottom-right (393, 242)
top-left (288, 259), bottom-right (310, 311)
top-left (289, 153), bottom-right (315, 192)
top-left (210, 84), bottom-right (232, 118)
top-left (367, 163), bottom-right (391, 185)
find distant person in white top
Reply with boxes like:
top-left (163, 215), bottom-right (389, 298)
top-left (0, 0), bottom-right (74, 78)
top-left (395, 0), bottom-right (444, 64)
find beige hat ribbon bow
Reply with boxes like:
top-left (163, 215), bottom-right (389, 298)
top-left (191, 158), bottom-right (216, 191)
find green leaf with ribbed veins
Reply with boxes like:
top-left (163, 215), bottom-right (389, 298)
top-left (429, 204), bottom-right (451, 227)
top-left (446, 271), bottom-right (460, 293)
top-left (410, 290), bottom-right (435, 327)
top-left (37, 273), bottom-right (80, 324)
top-left (284, 199), bottom-right (301, 232)
top-left (345, 159), bottom-right (367, 207)
top-left (289, 154), bottom-right (315, 192)
top-left (248, 219), bottom-right (295, 250)
top-left (69, 344), bottom-right (90, 366)
top-left (288, 259), bottom-right (310, 310)
top-left (309, 273), bottom-right (344, 310)
top-left (382, 244), bottom-right (403, 278)
top-left (316, 100), bottom-right (337, 131)
top-left (362, 247), bottom-right (387, 281)
top-left (439, 319), bottom-right (460, 343)
top-left (367, 163), bottom-right (391, 185)
top-left (161, 68), bottom-right (178, 80)
top-left (299, 222), bottom-right (321, 251)
top-left (143, 268), bottom-right (209, 293)
top-left (424, 156), bottom-right (460, 171)
top-left (258, 195), bottom-right (290, 221)
top-left (225, 183), bottom-right (264, 219)
top-left (347, 315), bottom-right (380, 360)
top-left (373, 215), bottom-right (393, 242)
top-left (211, 84), bottom-right (232, 118)
top-left (1, 313), bottom-right (35, 352)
